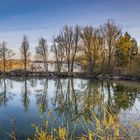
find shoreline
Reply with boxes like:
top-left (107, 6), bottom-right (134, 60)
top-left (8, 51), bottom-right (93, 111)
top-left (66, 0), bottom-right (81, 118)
top-left (0, 71), bottom-right (140, 81)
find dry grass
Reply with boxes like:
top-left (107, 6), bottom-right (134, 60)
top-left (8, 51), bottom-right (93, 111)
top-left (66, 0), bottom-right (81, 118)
top-left (0, 105), bottom-right (139, 140)
top-left (26, 106), bottom-right (140, 140)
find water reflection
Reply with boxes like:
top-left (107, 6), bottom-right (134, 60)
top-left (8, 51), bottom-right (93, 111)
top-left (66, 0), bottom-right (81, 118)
top-left (0, 78), bottom-right (14, 106)
top-left (113, 83), bottom-right (140, 110)
top-left (36, 79), bottom-right (48, 115)
top-left (0, 78), bottom-right (140, 139)
top-left (22, 80), bottom-right (30, 112)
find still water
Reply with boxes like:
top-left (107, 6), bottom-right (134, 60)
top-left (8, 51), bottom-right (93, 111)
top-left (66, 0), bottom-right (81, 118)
top-left (0, 78), bottom-right (140, 139)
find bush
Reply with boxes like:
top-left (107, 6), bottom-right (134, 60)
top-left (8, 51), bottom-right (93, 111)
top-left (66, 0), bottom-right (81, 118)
top-left (124, 55), bottom-right (140, 75)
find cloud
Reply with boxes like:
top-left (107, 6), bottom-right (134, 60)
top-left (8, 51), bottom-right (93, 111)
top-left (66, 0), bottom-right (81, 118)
top-left (0, 0), bottom-right (140, 60)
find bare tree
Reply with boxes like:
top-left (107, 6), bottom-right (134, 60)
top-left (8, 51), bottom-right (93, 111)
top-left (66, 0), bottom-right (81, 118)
top-left (20, 35), bottom-right (30, 72)
top-left (71, 25), bottom-right (81, 72)
top-left (101, 19), bottom-right (122, 74)
top-left (0, 41), bottom-right (15, 72)
top-left (57, 25), bottom-right (81, 72)
top-left (51, 35), bottom-right (65, 72)
top-left (36, 37), bottom-right (48, 73)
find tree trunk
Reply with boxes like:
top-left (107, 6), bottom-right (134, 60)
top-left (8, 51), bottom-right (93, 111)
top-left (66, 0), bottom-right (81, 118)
top-left (57, 62), bottom-right (61, 72)
top-left (67, 61), bottom-right (70, 72)
top-left (25, 58), bottom-right (27, 72)
top-left (107, 55), bottom-right (112, 74)
top-left (71, 62), bottom-right (74, 72)
top-left (44, 60), bottom-right (48, 73)
top-left (3, 58), bottom-right (6, 73)
top-left (101, 59), bottom-right (105, 73)
top-left (88, 57), bottom-right (93, 74)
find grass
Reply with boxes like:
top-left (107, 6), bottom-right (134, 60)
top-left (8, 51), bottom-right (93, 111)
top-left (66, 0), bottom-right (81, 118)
top-left (26, 106), bottom-right (140, 140)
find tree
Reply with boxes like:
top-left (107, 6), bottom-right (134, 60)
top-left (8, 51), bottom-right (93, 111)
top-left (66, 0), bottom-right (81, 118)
top-left (51, 35), bottom-right (65, 72)
top-left (36, 37), bottom-right (48, 73)
top-left (98, 35), bottom-right (107, 73)
top-left (130, 38), bottom-right (138, 61)
top-left (81, 27), bottom-right (102, 74)
top-left (0, 41), bottom-right (15, 72)
top-left (57, 25), bottom-right (81, 72)
top-left (115, 32), bottom-right (138, 66)
top-left (71, 25), bottom-right (81, 72)
top-left (20, 35), bottom-right (30, 72)
top-left (101, 19), bottom-right (122, 74)
top-left (115, 32), bottom-right (132, 66)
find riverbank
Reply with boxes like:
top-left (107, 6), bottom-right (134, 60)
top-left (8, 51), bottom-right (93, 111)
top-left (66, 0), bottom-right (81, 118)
top-left (0, 70), bottom-right (140, 81)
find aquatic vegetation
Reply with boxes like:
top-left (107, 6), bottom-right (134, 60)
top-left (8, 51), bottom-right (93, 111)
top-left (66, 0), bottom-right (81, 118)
top-left (27, 107), bottom-right (140, 140)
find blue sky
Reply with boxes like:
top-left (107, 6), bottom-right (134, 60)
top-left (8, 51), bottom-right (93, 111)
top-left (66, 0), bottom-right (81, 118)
top-left (0, 0), bottom-right (140, 58)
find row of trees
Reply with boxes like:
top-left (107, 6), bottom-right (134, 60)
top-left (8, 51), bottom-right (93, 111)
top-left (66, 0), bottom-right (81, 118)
top-left (52, 20), bottom-right (138, 74)
top-left (0, 35), bottom-right (48, 73)
top-left (0, 19), bottom-right (138, 74)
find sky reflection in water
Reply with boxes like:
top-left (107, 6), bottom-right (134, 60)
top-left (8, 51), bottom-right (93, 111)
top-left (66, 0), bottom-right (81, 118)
top-left (0, 78), bottom-right (140, 139)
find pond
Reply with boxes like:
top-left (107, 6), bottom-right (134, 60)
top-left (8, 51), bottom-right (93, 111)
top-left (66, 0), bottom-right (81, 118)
top-left (0, 78), bottom-right (140, 139)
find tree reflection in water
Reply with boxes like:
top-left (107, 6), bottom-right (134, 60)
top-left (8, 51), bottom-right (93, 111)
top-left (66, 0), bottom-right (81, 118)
top-left (0, 78), bottom-right (14, 106)
top-left (30, 78), bottom-right (37, 88)
top-left (22, 79), bottom-right (30, 112)
top-left (36, 79), bottom-right (48, 115)
top-left (0, 78), bottom-right (140, 138)
top-left (51, 79), bottom-right (140, 136)
top-left (113, 83), bottom-right (140, 110)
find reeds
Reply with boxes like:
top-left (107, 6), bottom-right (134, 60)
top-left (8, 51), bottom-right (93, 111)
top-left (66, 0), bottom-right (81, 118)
top-left (1, 106), bottom-right (139, 140)
top-left (27, 106), bottom-right (140, 140)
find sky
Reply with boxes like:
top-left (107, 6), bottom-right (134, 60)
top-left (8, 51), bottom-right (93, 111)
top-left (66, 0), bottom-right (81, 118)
top-left (0, 0), bottom-right (140, 59)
